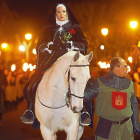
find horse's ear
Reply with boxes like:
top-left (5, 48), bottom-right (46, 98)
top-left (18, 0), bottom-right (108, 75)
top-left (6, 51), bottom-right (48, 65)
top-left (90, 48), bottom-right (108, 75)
top-left (85, 51), bottom-right (93, 63)
top-left (73, 51), bottom-right (80, 62)
top-left (88, 51), bottom-right (93, 62)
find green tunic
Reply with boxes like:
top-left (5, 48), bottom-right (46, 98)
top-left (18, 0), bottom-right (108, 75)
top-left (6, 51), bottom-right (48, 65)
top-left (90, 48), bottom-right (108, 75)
top-left (96, 78), bottom-right (134, 140)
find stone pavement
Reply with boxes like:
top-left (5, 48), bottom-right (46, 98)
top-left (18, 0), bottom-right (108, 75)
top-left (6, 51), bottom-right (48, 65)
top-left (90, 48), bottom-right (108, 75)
top-left (0, 99), bottom-right (95, 140)
top-left (0, 99), bottom-right (140, 140)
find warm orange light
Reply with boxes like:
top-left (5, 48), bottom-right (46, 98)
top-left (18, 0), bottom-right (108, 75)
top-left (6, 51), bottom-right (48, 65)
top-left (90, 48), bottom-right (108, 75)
top-left (128, 65), bottom-right (131, 72)
top-left (22, 62), bottom-right (35, 72)
top-left (130, 21), bottom-right (137, 29)
top-left (100, 45), bottom-right (104, 50)
top-left (11, 64), bottom-right (16, 72)
top-left (32, 48), bottom-right (37, 54)
top-left (98, 61), bottom-right (110, 69)
top-left (25, 33), bottom-right (32, 40)
top-left (19, 45), bottom-right (25, 51)
top-left (101, 28), bottom-right (108, 36)
top-left (128, 56), bottom-right (133, 63)
top-left (1, 43), bottom-right (8, 48)
top-left (138, 41), bottom-right (140, 47)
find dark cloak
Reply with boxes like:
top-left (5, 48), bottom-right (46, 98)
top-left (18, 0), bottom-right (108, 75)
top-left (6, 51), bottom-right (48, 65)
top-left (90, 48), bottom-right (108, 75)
top-left (36, 3), bottom-right (88, 68)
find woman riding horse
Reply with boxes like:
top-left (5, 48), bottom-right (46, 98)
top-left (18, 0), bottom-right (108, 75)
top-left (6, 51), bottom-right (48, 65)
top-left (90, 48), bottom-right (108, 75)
top-left (20, 3), bottom-right (92, 128)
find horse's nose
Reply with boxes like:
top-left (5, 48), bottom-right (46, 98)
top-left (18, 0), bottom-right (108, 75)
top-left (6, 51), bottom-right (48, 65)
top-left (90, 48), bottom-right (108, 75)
top-left (72, 107), bottom-right (78, 113)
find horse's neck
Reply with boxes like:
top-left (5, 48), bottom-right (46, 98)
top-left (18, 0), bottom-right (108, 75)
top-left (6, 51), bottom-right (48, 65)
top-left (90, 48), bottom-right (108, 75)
top-left (49, 53), bottom-right (73, 92)
top-left (40, 53), bottom-right (74, 105)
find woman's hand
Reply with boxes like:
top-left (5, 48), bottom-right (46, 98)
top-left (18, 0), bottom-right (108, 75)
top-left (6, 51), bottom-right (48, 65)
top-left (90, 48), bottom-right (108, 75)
top-left (67, 41), bottom-right (74, 51)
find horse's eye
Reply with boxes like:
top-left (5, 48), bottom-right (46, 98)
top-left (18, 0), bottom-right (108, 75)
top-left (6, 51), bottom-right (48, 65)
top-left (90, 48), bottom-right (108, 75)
top-left (71, 77), bottom-right (75, 81)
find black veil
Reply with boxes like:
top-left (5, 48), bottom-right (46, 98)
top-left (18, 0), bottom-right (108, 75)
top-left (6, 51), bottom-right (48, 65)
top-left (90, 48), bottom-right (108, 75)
top-left (44, 3), bottom-right (80, 28)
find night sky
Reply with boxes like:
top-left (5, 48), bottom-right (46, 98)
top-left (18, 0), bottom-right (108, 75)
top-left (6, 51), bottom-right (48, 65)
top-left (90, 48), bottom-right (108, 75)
top-left (6, 0), bottom-right (90, 17)
top-left (5, 0), bottom-right (140, 31)
top-left (7, 0), bottom-right (54, 18)
top-left (5, 0), bottom-right (83, 35)
top-left (6, 1), bottom-right (77, 27)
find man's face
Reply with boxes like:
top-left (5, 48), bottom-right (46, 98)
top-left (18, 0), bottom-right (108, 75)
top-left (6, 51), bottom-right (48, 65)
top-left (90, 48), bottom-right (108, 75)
top-left (115, 59), bottom-right (128, 77)
top-left (56, 6), bottom-right (67, 21)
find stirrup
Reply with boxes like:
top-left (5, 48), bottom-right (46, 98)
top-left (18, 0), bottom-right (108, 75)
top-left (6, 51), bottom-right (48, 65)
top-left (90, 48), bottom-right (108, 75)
top-left (21, 109), bottom-right (35, 125)
top-left (79, 111), bottom-right (91, 126)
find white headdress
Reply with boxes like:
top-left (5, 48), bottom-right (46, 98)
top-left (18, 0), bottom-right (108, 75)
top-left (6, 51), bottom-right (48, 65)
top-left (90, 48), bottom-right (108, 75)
top-left (56, 4), bottom-right (69, 26)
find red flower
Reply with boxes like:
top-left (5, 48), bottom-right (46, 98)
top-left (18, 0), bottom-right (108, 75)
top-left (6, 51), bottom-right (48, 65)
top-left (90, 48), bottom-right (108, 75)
top-left (69, 29), bottom-right (75, 35)
top-left (41, 71), bottom-right (45, 75)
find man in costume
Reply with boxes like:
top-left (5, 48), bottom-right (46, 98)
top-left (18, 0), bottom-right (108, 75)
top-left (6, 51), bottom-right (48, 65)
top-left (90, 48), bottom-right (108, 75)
top-left (83, 57), bottom-right (140, 139)
top-left (20, 3), bottom-right (90, 128)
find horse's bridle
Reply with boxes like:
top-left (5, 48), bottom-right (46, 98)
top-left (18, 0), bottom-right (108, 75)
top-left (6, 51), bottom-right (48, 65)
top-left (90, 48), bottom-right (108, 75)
top-left (37, 64), bottom-right (89, 109)
top-left (66, 64), bottom-right (89, 108)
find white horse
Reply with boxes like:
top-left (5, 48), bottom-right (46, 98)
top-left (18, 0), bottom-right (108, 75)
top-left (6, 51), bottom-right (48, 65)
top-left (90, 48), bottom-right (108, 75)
top-left (35, 51), bottom-right (93, 140)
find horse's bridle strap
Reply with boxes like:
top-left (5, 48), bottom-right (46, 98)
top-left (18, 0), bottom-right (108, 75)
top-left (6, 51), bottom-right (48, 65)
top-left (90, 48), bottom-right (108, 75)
top-left (71, 94), bottom-right (84, 99)
top-left (37, 64), bottom-right (89, 109)
top-left (67, 64), bottom-right (89, 104)
top-left (37, 90), bottom-right (67, 109)
top-left (70, 64), bottom-right (89, 67)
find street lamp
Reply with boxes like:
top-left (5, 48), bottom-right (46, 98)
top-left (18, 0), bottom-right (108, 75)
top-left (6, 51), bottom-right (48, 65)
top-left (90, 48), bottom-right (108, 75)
top-left (23, 33), bottom-right (32, 61)
top-left (130, 21), bottom-right (138, 45)
top-left (100, 45), bottom-right (104, 50)
top-left (1, 43), bottom-right (8, 49)
top-left (32, 48), bottom-right (37, 54)
top-left (25, 33), bottom-right (32, 40)
top-left (130, 21), bottom-right (137, 29)
top-left (11, 64), bottom-right (16, 72)
top-left (101, 28), bottom-right (108, 36)
top-left (128, 56), bottom-right (133, 63)
top-left (19, 45), bottom-right (25, 52)
top-left (101, 28), bottom-right (108, 60)
top-left (0, 43), bottom-right (8, 62)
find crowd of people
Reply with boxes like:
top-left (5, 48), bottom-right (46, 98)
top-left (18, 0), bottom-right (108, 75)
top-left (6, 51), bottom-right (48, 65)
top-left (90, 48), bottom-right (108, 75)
top-left (0, 64), bottom-right (29, 126)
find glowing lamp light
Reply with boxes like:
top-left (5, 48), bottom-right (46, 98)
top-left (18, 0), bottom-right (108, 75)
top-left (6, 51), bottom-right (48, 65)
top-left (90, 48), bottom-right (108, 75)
top-left (33, 65), bottom-right (36, 69)
top-left (29, 66), bottom-right (34, 71)
top-left (101, 62), bottom-right (107, 69)
top-left (128, 65), bottom-right (131, 72)
top-left (22, 63), bottom-right (35, 72)
top-left (23, 62), bottom-right (28, 68)
top-left (32, 48), bottom-right (37, 54)
top-left (19, 45), bottom-right (25, 51)
top-left (128, 56), bottom-right (133, 63)
top-left (23, 67), bottom-right (27, 72)
top-left (101, 28), bottom-right (108, 36)
top-left (98, 61), bottom-right (110, 69)
top-left (106, 63), bottom-right (110, 68)
top-left (130, 21), bottom-right (137, 29)
top-left (25, 33), bottom-right (32, 40)
top-left (11, 64), bottom-right (16, 72)
top-left (98, 61), bottom-right (102, 65)
top-left (1, 43), bottom-right (7, 48)
top-left (22, 62), bottom-right (28, 72)
top-left (100, 45), bottom-right (104, 50)
top-left (138, 41), bottom-right (140, 47)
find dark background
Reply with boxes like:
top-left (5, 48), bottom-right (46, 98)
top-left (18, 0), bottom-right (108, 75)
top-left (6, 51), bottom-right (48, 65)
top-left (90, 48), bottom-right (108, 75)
top-left (1, 0), bottom-right (140, 66)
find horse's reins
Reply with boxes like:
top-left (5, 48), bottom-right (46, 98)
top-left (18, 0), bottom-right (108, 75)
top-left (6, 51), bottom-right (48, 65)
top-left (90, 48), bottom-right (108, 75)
top-left (37, 64), bottom-right (89, 109)
top-left (66, 64), bottom-right (89, 108)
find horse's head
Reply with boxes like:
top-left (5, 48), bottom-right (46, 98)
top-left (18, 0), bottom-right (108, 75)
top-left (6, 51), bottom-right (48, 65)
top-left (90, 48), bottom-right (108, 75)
top-left (66, 51), bottom-right (93, 113)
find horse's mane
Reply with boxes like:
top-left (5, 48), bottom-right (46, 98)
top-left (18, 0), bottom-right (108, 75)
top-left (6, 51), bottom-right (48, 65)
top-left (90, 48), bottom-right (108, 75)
top-left (56, 51), bottom-right (84, 66)
top-left (43, 51), bottom-right (85, 83)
